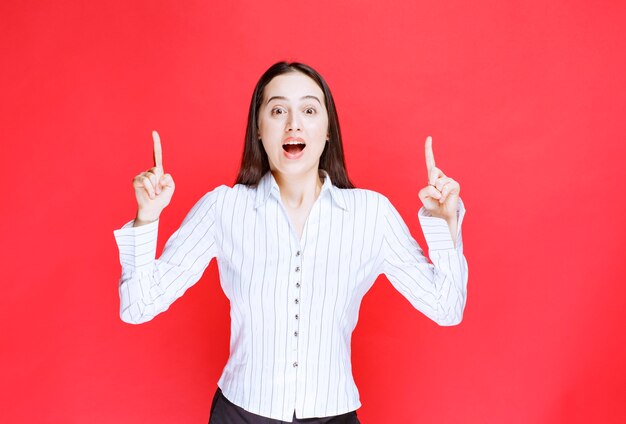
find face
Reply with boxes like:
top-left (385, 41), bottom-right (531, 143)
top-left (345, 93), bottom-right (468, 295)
top-left (257, 72), bottom-right (329, 178)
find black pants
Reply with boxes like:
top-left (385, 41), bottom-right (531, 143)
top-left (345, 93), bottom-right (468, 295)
top-left (209, 388), bottom-right (360, 424)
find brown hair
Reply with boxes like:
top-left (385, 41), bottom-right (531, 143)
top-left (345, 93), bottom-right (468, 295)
top-left (235, 62), bottom-right (354, 189)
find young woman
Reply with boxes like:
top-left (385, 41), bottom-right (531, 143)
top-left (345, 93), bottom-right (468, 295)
top-left (114, 62), bottom-right (467, 424)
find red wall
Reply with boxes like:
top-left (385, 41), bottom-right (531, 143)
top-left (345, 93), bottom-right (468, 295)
top-left (2, 1), bottom-right (625, 422)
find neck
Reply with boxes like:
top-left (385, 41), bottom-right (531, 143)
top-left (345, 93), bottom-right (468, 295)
top-left (272, 169), bottom-right (323, 209)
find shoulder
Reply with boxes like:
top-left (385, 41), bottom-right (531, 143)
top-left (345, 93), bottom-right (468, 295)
top-left (195, 183), bottom-right (259, 209)
top-left (195, 184), bottom-right (230, 204)
top-left (333, 186), bottom-right (391, 211)
top-left (343, 186), bottom-right (389, 201)
top-left (202, 183), bottom-right (249, 198)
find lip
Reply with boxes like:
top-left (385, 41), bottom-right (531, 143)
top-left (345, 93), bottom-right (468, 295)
top-left (283, 136), bottom-right (305, 144)
top-left (282, 136), bottom-right (306, 160)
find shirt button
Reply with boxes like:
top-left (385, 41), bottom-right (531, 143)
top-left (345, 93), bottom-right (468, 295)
top-left (296, 251), bottom-right (301, 257)
top-left (293, 362), bottom-right (298, 368)
top-left (294, 331), bottom-right (298, 337)
top-left (296, 282), bottom-right (301, 288)
top-left (295, 314), bottom-right (299, 320)
top-left (295, 298), bottom-right (299, 304)
top-left (295, 266), bottom-right (300, 272)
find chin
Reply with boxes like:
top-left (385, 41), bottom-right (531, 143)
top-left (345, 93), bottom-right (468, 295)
top-left (272, 160), bottom-right (320, 177)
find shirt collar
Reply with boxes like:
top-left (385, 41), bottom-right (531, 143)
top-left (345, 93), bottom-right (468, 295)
top-left (254, 169), bottom-right (348, 211)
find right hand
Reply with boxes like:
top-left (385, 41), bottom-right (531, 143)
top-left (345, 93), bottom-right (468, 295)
top-left (132, 130), bottom-right (175, 225)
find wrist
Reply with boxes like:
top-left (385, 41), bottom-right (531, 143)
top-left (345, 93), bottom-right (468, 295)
top-left (427, 210), bottom-right (453, 221)
top-left (134, 210), bottom-right (160, 227)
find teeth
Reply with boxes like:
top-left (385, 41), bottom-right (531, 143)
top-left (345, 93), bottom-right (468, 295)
top-left (283, 141), bottom-right (305, 145)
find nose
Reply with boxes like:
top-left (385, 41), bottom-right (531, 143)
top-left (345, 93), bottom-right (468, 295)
top-left (286, 111), bottom-right (302, 132)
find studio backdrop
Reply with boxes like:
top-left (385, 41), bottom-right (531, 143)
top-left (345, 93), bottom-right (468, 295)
top-left (1, 1), bottom-right (625, 423)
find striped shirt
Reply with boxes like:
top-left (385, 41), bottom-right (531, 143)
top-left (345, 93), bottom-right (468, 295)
top-left (113, 170), bottom-right (468, 421)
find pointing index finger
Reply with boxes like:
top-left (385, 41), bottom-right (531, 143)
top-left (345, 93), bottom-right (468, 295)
top-left (152, 130), bottom-right (163, 169)
top-left (425, 135), bottom-right (436, 172)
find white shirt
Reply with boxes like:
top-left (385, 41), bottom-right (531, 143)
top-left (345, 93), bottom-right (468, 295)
top-left (113, 170), bottom-right (468, 421)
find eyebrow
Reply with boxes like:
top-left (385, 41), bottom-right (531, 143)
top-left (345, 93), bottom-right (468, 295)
top-left (266, 95), bottom-right (322, 105)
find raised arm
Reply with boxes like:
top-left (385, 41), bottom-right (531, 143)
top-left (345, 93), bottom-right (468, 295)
top-left (380, 136), bottom-right (467, 325)
top-left (113, 131), bottom-right (219, 324)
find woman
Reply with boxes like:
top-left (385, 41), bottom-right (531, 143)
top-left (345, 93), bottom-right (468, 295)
top-left (114, 62), bottom-right (467, 423)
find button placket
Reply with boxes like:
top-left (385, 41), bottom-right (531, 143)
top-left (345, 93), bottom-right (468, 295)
top-left (292, 249), bottom-right (302, 358)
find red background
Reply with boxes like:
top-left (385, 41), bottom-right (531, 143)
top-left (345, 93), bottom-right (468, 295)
top-left (2, 1), bottom-right (625, 423)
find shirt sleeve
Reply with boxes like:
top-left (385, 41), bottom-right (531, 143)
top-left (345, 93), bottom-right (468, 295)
top-left (112, 187), bottom-right (224, 324)
top-left (380, 197), bottom-right (468, 326)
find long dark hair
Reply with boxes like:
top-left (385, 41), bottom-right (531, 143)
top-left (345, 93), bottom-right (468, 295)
top-left (235, 62), bottom-right (354, 189)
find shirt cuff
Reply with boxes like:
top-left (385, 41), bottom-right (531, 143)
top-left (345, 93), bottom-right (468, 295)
top-left (113, 219), bottom-right (159, 270)
top-left (417, 198), bottom-right (465, 251)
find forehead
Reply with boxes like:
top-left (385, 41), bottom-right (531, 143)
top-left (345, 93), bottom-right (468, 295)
top-left (263, 72), bottom-right (325, 102)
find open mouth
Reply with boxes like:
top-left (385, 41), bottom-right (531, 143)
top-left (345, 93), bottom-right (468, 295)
top-left (282, 141), bottom-right (306, 154)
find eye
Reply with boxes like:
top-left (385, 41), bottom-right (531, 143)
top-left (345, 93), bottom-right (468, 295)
top-left (271, 107), bottom-right (286, 116)
top-left (304, 107), bottom-right (316, 115)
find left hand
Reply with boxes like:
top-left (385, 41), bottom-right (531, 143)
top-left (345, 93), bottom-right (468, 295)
top-left (418, 136), bottom-right (460, 222)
